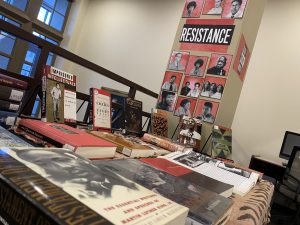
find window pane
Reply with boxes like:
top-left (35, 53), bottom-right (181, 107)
top-left (31, 96), bottom-right (41, 117)
top-left (37, 7), bottom-right (52, 25)
top-left (3, 0), bottom-right (28, 11)
top-left (21, 63), bottom-right (32, 77)
top-left (0, 31), bottom-right (16, 55)
top-left (45, 37), bottom-right (58, 45)
top-left (25, 50), bottom-right (35, 63)
top-left (0, 55), bottom-right (9, 69)
top-left (43, 0), bottom-right (56, 7)
top-left (55, 0), bottom-right (69, 15)
top-left (46, 52), bottom-right (55, 65)
top-left (50, 12), bottom-right (64, 31)
top-left (0, 14), bottom-right (21, 27)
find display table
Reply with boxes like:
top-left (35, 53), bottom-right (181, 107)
top-left (226, 180), bottom-right (274, 225)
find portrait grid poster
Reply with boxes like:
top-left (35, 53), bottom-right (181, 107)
top-left (182, 0), bottom-right (204, 18)
top-left (167, 51), bottom-right (190, 71)
top-left (206, 53), bottom-right (233, 76)
top-left (156, 91), bottom-right (177, 112)
top-left (179, 19), bottom-right (235, 53)
top-left (173, 96), bottom-right (197, 117)
top-left (193, 99), bottom-right (219, 123)
top-left (221, 0), bottom-right (248, 19)
top-left (233, 34), bottom-right (251, 81)
top-left (179, 76), bottom-right (205, 97)
top-left (202, 76), bottom-right (227, 100)
top-left (202, 0), bottom-right (224, 15)
top-left (160, 71), bottom-right (183, 93)
top-left (185, 55), bottom-right (209, 77)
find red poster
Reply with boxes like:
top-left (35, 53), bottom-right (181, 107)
top-left (160, 71), bottom-right (183, 93)
top-left (156, 91), bottom-right (177, 112)
top-left (180, 76), bottom-right (205, 98)
top-left (182, 0), bottom-right (204, 18)
top-left (167, 51), bottom-right (190, 72)
top-left (201, 76), bottom-right (226, 100)
top-left (233, 34), bottom-right (250, 81)
top-left (179, 19), bottom-right (235, 53)
top-left (222, 0), bottom-right (248, 19)
top-left (206, 53), bottom-right (232, 77)
top-left (194, 99), bottom-right (219, 123)
top-left (173, 96), bottom-right (197, 117)
top-left (185, 55), bottom-right (209, 77)
top-left (202, 0), bottom-right (224, 15)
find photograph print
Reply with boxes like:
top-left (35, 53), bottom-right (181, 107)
top-left (180, 76), bottom-right (205, 98)
top-left (160, 71), bottom-right (183, 93)
top-left (200, 76), bottom-right (226, 100)
top-left (178, 116), bottom-right (202, 149)
top-left (202, 0), bottom-right (224, 15)
top-left (46, 79), bottom-right (64, 123)
top-left (185, 55), bottom-right (209, 77)
top-left (221, 0), bottom-right (248, 19)
top-left (173, 96), bottom-right (197, 117)
top-left (167, 50), bottom-right (190, 72)
top-left (206, 53), bottom-right (233, 76)
top-left (182, 0), bottom-right (204, 18)
top-left (194, 99), bottom-right (219, 123)
top-left (156, 91), bottom-right (177, 112)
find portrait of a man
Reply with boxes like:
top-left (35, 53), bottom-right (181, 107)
top-left (161, 71), bottom-right (182, 93)
top-left (206, 54), bottom-right (232, 76)
top-left (222, 0), bottom-right (247, 19)
top-left (168, 51), bottom-right (189, 71)
top-left (194, 100), bottom-right (219, 123)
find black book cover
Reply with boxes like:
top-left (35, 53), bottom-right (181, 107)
top-left (0, 85), bottom-right (24, 103)
top-left (124, 98), bottom-right (142, 135)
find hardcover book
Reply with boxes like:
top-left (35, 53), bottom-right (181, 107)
top-left (211, 125), bottom-right (232, 159)
top-left (140, 158), bottom-right (233, 198)
top-left (93, 159), bottom-right (233, 225)
top-left (162, 151), bottom-right (260, 196)
top-left (124, 98), bottom-right (142, 135)
top-left (151, 111), bottom-right (168, 137)
top-left (41, 65), bottom-right (77, 124)
top-left (0, 125), bottom-right (32, 148)
top-left (17, 119), bottom-right (117, 159)
top-left (0, 73), bottom-right (28, 90)
top-left (89, 131), bottom-right (170, 158)
top-left (0, 99), bottom-right (20, 112)
top-left (0, 85), bottom-right (24, 103)
top-left (88, 88), bottom-right (111, 131)
top-left (178, 116), bottom-right (202, 150)
top-left (0, 110), bottom-right (18, 129)
top-left (0, 147), bottom-right (188, 225)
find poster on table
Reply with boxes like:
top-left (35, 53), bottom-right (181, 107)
top-left (233, 34), bottom-right (250, 81)
top-left (160, 71), bottom-right (183, 93)
top-left (193, 99), bottom-right (219, 123)
top-left (179, 19), bottom-right (235, 53)
top-left (185, 55), bottom-right (209, 77)
top-left (206, 53), bottom-right (233, 76)
top-left (180, 76), bottom-right (205, 97)
top-left (182, 0), bottom-right (204, 18)
top-left (221, 0), bottom-right (248, 19)
top-left (167, 51), bottom-right (190, 72)
top-left (202, 0), bottom-right (224, 15)
top-left (174, 97), bottom-right (197, 117)
top-left (201, 76), bottom-right (226, 100)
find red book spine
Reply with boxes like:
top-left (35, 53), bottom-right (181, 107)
top-left (0, 73), bottom-right (28, 90)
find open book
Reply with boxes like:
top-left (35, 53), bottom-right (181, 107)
top-left (162, 151), bottom-right (260, 196)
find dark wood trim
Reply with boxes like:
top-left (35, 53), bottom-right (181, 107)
top-left (0, 2), bottom-right (31, 23)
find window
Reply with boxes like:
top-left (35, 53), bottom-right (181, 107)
top-left (20, 43), bottom-right (41, 77)
top-left (37, 0), bottom-right (70, 31)
top-left (2, 0), bottom-right (28, 11)
top-left (0, 55), bottom-right (9, 69)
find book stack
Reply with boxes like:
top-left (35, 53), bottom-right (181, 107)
top-left (0, 73), bottom-right (27, 129)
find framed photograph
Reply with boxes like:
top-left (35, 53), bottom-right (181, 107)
top-left (233, 34), bottom-right (251, 81)
top-left (206, 53), bottom-right (232, 77)
top-left (202, 0), bottom-right (224, 15)
top-left (160, 71), bottom-right (183, 93)
top-left (179, 76), bottom-right (205, 98)
top-left (182, 0), bottom-right (204, 18)
top-left (167, 50), bottom-right (190, 72)
top-left (200, 76), bottom-right (226, 100)
top-left (173, 97), bottom-right (197, 117)
top-left (178, 116), bottom-right (202, 149)
top-left (193, 99), bottom-right (219, 123)
top-left (156, 91), bottom-right (177, 112)
top-left (185, 55), bottom-right (209, 77)
top-left (221, 0), bottom-right (248, 19)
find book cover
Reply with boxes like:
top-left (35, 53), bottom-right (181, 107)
top-left (93, 159), bottom-right (233, 225)
top-left (41, 65), bottom-right (77, 124)
top-left (0, 85), bottom-right (24, 103)
top-left (178, 116), bottom-right (202, 150)
top-left (211, 125), bottom-right (232, 159)
top-left (89, 131), bottom-right (170, 158)
top-left (0, 125), bottom-right (32, 148)
top-left (140, 158), bottom-right (234, 198)
top-left (0, 110), bottom-right (18, 129)
top-left (0, 99), bottom-right (20, 112)
top-left (88, 88), bottom-right (112, 131)
top-left (151, 111), bottom-right (168, 137)
top-left (124, 98), bottom-right (142, 135)
top-left (0, 73), bottom-right (28, 90)
top-left (17, 119), bottom-right (117, 159)
top-left (1, 147), bottom-right (188, 225)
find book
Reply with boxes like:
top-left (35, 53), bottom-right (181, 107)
top-left (151, 110), bottom-right (168, 137)
top-left (211, 125), bottom-right (232, 159)
top-left (140, 158), bottom-right (234, 197)
top-left (178, 116), bottom-right (202, 150)
top-left (124, 98), bottom-right (142, 135)
top-left (0, 147), bottom-right (188, 225)
top-left (0, 110), bottom-right (18, 129)
top-left (0, 99), bottom-right (20, 112)
top-left (88, 88), bottom-right (112, 131)
top-left (89, 131), bottom-right (171, 158)
top-left (162, 151), bottom-right (260, 196)
top-left (41, 65), bottom-right (77, 124)
top-left (17, 119), bottom-right (117, 159)
top-left (0, 85), bottom-right (24, 103)
top-left (93, 159), bottom-right (233, 225)
top-left (142, 133), bottom-right (187, 152)
top-left (0, 73), bottom-right (28, 90)
top-left (0, 125), bottom-right (32, 148)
